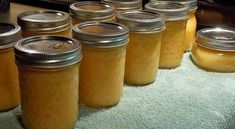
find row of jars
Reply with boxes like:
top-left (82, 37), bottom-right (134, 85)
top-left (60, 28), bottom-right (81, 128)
top-left (1, 1), bottom-right (235, 129)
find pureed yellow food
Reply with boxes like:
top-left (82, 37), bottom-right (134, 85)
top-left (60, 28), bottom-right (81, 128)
top-left (14, 36), bottom-right (82, 129)
top-left (145, 2), bottom-right (188, 68)
top-left (191, 28), bottom-right (235, 72)
top-left (70, 1), bottom-right (115, 25)
top-left (150, 0), bottom-right (197, 52)
top-left (116, 10), bottom-right (165, 85)
top-left (17, 10), bottom-right (71, 38)
top-left (73, 22), bottom-right (128, 108)
top-left (0, 23), bottom-right (21, 111)
top-left (103, 0), bottom-right (142, 12)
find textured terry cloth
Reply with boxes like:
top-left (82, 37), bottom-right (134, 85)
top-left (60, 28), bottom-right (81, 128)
top-left (1, 53), bottom-right (235, 129)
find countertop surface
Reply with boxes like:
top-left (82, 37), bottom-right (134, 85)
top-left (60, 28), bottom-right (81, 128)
top-left (1, 3), bottom-right (235, 129)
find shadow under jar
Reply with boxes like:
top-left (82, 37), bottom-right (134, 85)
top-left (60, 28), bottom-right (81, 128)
top-left (14, 36), bottom-right (82, 129)
top-left (0, 23), bottom-right (21, 111)
top-left (145, 2), bottom-right (188, 69)
top-left (17, 10), bottom-right (71, 38)
top-left (116, 10), bottom-right (165, 85)
top-left (103, 0), bottom-right (142, 12)
top-left (191, 28), bottom-right (235, 72)
top-left (73, 22), bottom-right (128, 108)
top-left (70, 1), bottom-right (115, 25)
top-left (150, 0), bottom-right (197, 52)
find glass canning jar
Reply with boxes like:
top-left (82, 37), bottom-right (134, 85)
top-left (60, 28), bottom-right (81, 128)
top-left (103, 0), bottom-right (142, 12)
top-left (0, 23), bottom-right (21, 111)
top-left (73, 22), bottom-right (128, 108)
top-left (150, 0), bottom-right (197, 52)
top-left (145, 2), bottom-right (188, 68)
top-left (70, 1), bottom-right (115, 25)
top-left (191, 28), bottom-right (235, 72)
top-left (17, 10), bottom-right (71, 38)
top-left (14, 36), bottom-right (82, 129)
top-left (116, 10), bottom-right (165, 85)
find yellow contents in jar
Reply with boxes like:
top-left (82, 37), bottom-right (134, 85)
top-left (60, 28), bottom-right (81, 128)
top-left (22, 28), bottom-right (71, 38)
top-left (125, 32), bottom-right (162, 85)
top-left (191, 44), bottom-right (235, 72)
top-left (72, 17), bottom-right (116, 25)
top-left (184, 10), bottom-right (197, 52)
top-left (0, 48), bottom-right (20, 111)
top-left (18, 64), bottom-right (79, 129)
top-left (79, 46), bottom-right (126, 108)
top-left (159, 20), bottom-right (187, 68)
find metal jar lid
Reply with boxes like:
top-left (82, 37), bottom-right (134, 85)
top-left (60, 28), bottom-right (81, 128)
top-left (14, 36), bottom-right (82, 68)
top-left (17, 10), bottom-right (71, 33)
top-left (116, 10), bottom-right (165, 33)
top-left (150, 0), bottom-right (197, 11)
top-left (145, 2), bottom-right (189, 21)
top-left (103, 0), bottom-right (142, 11)
top-left (196, 28), bottom-right (235, 52)
top-left (70, 1), bottom-right (115, 21)
top-left (72, 21), bottom-right (129, 48)
top-left (0, 23), bottom-right (21, 49)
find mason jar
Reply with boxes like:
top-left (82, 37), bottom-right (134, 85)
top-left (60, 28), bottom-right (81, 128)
top-left (116, 10), bottom-right (165, 85)
top-left (150, 0), bottom-right (197, 52)
top-left (17, 10), bottom-right (71, 38)
top-left (73, 22), bottom-right (128, 108)
top-left (70, 1), bottom-right (115, 25)
top-left (145, 2), bottom-right (188, 68)
top-left (14, 36), bottom-right (82, 129)
top-left (191, 28), bottom-right (235, 72)
top-left (103, 0), bottom-right (142, 12)
top-left (0, 23), bottom-right (21, 111)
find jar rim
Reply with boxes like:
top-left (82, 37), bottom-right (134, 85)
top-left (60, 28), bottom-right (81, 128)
top-left (0, 23), bottom-right (22, 49)
top-left (17, 10), bottom-right (71, 32)
top-left (196, 27), bottom-right (235, 52)
top-left (103, 0), bottom-right (142, 11)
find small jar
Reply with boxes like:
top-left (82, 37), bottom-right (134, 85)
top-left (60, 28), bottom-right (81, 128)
top-left (150, 0), bottom-right (197, 52)
top-left (116, 10), bottom-right (165, 85)
top-left (145, 2), bottom-right (188, 68)
top-left (103, 0), bottom-right (142, 12)
top-left (17, 10), bottom-right (71, 38)
top-left (0, 23), bottom-right (21, 111)
top-left (14, 36), bottom-right (82, 129)
top-left (191, 28), bottom-right (235, 72)
top-left (73, 22), bottom-right (128, 108)
top-left (70, 1), bottom-right (115, 25)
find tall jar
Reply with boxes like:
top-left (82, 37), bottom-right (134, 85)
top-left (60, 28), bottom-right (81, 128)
top-left (150, 0), bottom-right (197, 52)
top-left (70, 1), bottom-right (115, 25)
top-left (103, 0), bottom-right (142, 12)
top-left (0, 23), bottom-right (21, 111)
top-left (191, 28), bottom-right (235, 72)
top-left (17, 10), bottom-right (71, 38)
top-left (116, 10), bottom-right (165, 85)
top-left (14, 36), bottom-right (82, 129)
top-left (73, 22), bottom-right (128, 108)
top-left (145, 2), bottom-right (188, 68)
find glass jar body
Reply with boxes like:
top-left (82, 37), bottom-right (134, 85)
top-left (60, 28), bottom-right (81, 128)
top-left (184, 10), bottom-right (197, 52)
top-left (22, 28), bottom-right (71, 38)
top-left (79, 46), bottom-right (126, 108)
top-left (191, 44), bottom-right (235, 72)
top-left (159, 19), bottom-right (187, 68)
top-left (17, 64), bottom-right (79, 129)
top-left (125, 32), bottom-right (162, 85)
top-left (0, 48), bottom-right (20, 111)
top-left (72, 16), bottom-right (116, 25)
